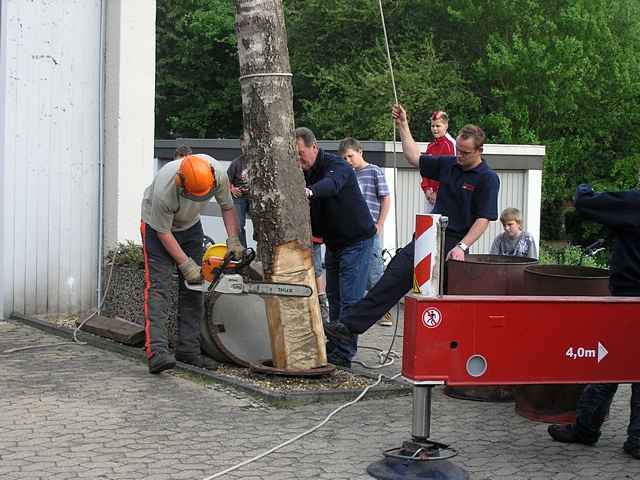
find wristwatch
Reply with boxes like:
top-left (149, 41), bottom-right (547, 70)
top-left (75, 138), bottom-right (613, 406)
top-left (457, 242), bottom-right (469, 253)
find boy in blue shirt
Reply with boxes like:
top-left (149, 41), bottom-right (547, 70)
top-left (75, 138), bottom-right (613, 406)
top-left (339, 137), bottom-right (392, 325)
top-left (490, 207), bottom-right (538, 258)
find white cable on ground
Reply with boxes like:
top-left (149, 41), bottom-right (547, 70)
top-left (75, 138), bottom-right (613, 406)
top-left (72, 245), bottom-right (119, 344)
top-left (354, 345), bottom-right (401, 369)
top-left (1, 342), bottom-right (74, 354)
top-left (202, 373), bottom-right (401, 480)
top-left (1, 247), bottom-right (119, 354)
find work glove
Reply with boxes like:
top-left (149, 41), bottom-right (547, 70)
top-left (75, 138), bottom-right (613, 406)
top-left (227, 235), bottom-right (245, 260)
top-left (178, 257), bottom-right (203, 284)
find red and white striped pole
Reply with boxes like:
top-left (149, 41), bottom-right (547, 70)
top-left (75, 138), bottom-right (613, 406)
top-left (413, 214), bottom-right (445, 297)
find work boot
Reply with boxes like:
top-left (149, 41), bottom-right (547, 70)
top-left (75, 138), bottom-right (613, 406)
top-left (548, 424), bottom-right (598, 446)
top-left (327, 350), bottom-right (352, 369)
top-left (148, 351), bottom-right (176, 374)
top-left (176, 353), bottom-right (219, 371)
top-left (377, 311), bottom-right (393, 326)
top-left (324, 322), bottom-right (356, 349)
top-left (623, 440), bottom-right (640, 459)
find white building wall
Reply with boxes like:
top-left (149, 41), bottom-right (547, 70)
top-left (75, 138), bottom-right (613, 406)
top-left (373, 141), bottom-right (543, 256)
top-left (103, 0), bottom-right (156, 247)
top-left (177, 140), bottom-right (544, 260)
top-left (475, 170), bottom-right (526, 254)
top-left (389, 167), bottom-right (535, 255)
top-left (0, 0), bottom-right (102, 317)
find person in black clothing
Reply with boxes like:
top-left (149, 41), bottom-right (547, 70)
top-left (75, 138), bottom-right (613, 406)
top-left (295, 127), bottom-right (376, 325)
top-left (227, 154), bottom-right (250, 247)
top-left (548, 183), bottom-right (640, 460)
top-left (325, 105), bottom-right (500, 367)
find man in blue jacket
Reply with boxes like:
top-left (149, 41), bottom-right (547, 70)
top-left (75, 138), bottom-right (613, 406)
top-left (548, 183), bottom-right (640, 460)
top-left (295, 127), bottom-right (376, 326)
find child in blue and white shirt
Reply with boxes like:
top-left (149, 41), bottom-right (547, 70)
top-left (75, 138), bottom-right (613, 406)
top-left (339, 137), bottom-right (393, 325)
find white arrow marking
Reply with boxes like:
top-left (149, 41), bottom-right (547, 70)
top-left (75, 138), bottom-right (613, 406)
top-left (597, 342), bottom-right (608, 363)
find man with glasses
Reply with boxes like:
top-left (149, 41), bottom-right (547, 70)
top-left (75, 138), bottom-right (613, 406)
top-left (325, 104), bottom-right (500, 368)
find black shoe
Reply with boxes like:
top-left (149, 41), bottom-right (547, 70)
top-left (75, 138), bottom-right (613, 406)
top-left (176, 353), bottom-right (219, 371)
top-left (327, 350), bottom-right (351, 369)
top-left (548, 424), bottom-right (598, 446)
top-left (148, 352), bottom-right (176, 374)
top-left (623, 441), bottom-right (640, 459)
top-left (324, 322), bottom-right (355, 348)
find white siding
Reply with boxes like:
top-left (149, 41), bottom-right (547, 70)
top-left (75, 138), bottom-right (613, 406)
top-left (0, 0), bottom-right (102, 316)
top-left (475, 171), bottom-right (527, 254)
top-left (394, 168), bottom-right (528, 254)
top-left (395, 169), bottom-right (428, 246)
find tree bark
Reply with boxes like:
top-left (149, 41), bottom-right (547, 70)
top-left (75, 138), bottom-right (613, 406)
top-left (234, 0), bottom-right (326, 369)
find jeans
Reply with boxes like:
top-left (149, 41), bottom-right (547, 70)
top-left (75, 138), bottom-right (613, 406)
top-left (575, 383), bottom-right (640, 446)
top-left (312, 243), bottom-right (324, 278)
top-left (367, 234), bottom-right (384, 290)
top-left (325, 237), bottom-right (373, 324)
top-left (330, 234), bottom-right (460, 361)
top-left (234, 197), bottom-right (249, 247)
top-left (141, 221), bottom-right (204, 359)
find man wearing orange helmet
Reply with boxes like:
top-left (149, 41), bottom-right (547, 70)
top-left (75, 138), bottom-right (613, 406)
top-left (140, 151), bottom-right (243, 374)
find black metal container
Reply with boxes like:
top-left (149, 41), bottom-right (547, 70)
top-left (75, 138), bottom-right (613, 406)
top-left (447, 254), bottom-right (538, 296)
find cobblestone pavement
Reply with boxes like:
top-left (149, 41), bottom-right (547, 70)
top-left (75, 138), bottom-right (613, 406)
top-left (2, 319), bottom-right (639, 480)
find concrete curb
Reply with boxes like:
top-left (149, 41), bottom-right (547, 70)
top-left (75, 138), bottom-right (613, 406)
top-left (11, 314), bottom-right (411, 404)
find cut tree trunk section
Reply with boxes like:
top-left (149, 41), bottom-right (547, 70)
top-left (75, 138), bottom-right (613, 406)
top-left (234, 0), bottom-right (326, 369)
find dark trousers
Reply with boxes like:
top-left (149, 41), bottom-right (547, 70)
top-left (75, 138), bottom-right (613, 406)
top-left (334, 234), bottom-right (459, 360)
top-left (234, 197), bottom-right (249, 247)
top-left (141, 221), bottom-right (204, 359)
top-left (576, 383), bottom-right (640, 447)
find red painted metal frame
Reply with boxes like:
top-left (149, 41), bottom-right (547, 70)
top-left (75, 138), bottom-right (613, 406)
top-left (403, 294), bottom-right (640, 385)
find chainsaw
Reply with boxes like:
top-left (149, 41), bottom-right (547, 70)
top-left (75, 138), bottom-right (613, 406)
top-left (184, 244), bottom-right (313, 298)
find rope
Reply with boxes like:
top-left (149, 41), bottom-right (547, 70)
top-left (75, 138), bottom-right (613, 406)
top-left (377, 0), bottom-right (399, 105)
top-left (201, 373), bottom-right (401, 480)
top-left (72, 246), bottom-right (119, 344)
top-left (376, 0), bottom-right (402, 366)
top-left (239, 72), bottom-right (293, 81)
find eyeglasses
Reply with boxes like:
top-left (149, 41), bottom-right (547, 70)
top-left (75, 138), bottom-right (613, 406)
top-left (457, 148), bottom-right (476, 157)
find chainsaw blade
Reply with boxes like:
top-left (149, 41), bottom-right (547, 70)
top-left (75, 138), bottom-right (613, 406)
top-left (213, 274), bottom-right (312, 297)
top-left (243, 282), bottom-right (312, 297)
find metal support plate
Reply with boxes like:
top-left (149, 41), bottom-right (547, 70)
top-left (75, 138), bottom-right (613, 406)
top-left (200, 292), bottom-right (272, 366)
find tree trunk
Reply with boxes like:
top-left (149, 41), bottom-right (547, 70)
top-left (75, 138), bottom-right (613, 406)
top-left (234, 0), bottom-right (326, 369)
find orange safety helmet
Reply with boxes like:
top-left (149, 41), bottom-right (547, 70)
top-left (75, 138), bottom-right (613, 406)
top-left (175, 155), bottom-right (216, 201)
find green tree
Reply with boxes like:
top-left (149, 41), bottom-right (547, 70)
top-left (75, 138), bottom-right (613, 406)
top-left (422, 0), bottom-right (640, 239)
top-left (155, 0), bottom-right (640, 242)
top-left (155, 0), bottom-right (241, 138)
top-left (299, 40), bottom-right (478, 140)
